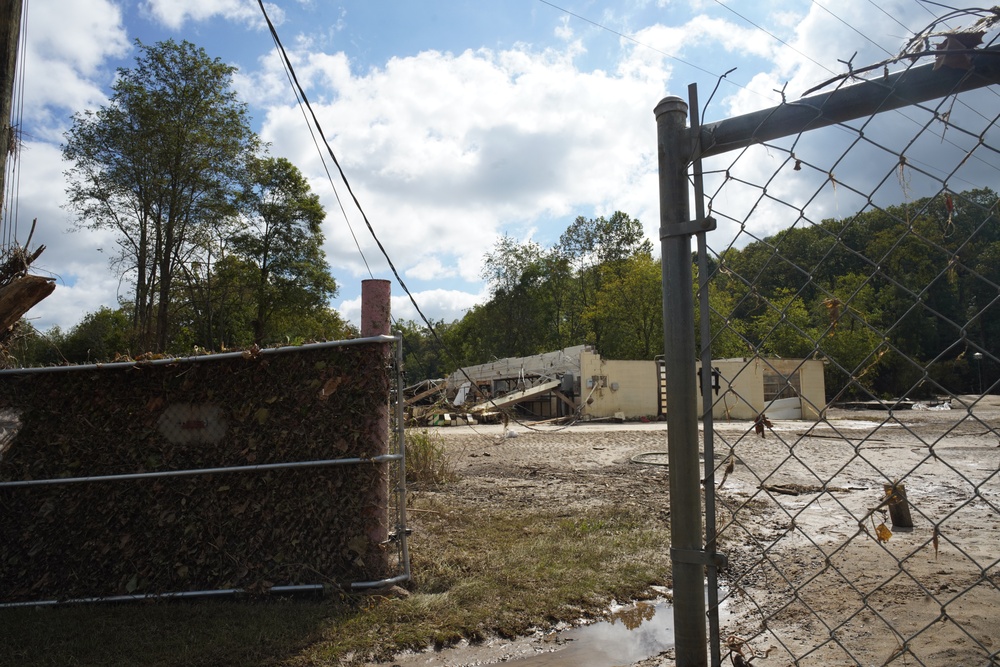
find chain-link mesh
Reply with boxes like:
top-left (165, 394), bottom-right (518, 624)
top-left (0, 338), bottom-right (409, 603)
top-left (693, 45), bottom-right (1000, 667)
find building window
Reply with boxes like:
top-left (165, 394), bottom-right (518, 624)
top-left (764, 368), bottom-right (801, 401)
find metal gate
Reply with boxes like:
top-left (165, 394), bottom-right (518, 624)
top-left (657, 32), bottom-right (1000, 667)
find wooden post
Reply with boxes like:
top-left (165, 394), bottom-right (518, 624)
top-left (884, 482), bottom-right (914, 529)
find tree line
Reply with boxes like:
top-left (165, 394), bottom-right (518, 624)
top-left (400, 188), bottom-right (999, 401)
top-left (711, 187), bottom-right (1000, 400)
top-left (4, 40), bottom-right (349, 366)
top-left (397, 211), bottom-right (664, 382)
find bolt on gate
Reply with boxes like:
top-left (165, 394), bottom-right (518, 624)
top-left (657, 36), bottom-right (1000, 667)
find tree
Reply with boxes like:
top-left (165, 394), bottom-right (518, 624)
top-left (396, 319), bottom-right (452, 383)
top-left (479, 235), bottom-right (559, 357)
top-left (1, 320), bottom-right (66, 367)
top-left (229, 156), bottom-right (337, 345)
top-left (62, 39), bottom-right (258, 352)
top-left (558, 212), bottom-right (652, 351)
top-left (592, 252), bottom-right (663, 359)
top-left (60, 306), bottom-right (134, 362)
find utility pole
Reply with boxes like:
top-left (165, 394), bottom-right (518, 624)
top-left (0, 0), bottom-right (24, 218)
top-left (0, 0), bottom-right (54, 345)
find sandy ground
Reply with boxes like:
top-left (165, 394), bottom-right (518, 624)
top-left (394, 395), bottom-right (1000, 667)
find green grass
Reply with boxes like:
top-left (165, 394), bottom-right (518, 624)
top-left (404, 429), bottom-right (458, 487)
top-left (0, 492), bottom-right (672, 666)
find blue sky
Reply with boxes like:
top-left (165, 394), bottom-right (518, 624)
top-left (8, 0), bottom-right (993, 334)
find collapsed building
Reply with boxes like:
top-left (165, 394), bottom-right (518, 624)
top-left (406, 345), bottom-right (825, 425)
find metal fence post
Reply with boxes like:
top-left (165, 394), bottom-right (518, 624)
top-left (655, 95), bottom-right (707, 667)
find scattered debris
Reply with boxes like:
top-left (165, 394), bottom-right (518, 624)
top-left (753, 413), bottom-right (773, 438)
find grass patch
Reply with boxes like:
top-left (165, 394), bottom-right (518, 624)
top-left (0, 494), bottom-right (672, 666)
top-left (405, 429), bottom-right (458, 486)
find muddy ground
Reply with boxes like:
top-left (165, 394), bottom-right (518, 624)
top-left (391, 396), bottom-right (1000, 667)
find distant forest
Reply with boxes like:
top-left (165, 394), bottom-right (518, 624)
top-left (11, 186), bottom-right (998, 403)
top-left (401, 188), bottom-right (999, 401)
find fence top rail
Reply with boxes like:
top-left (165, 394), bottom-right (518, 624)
top-left (694, 45), bottom-right (1000, 160)
top-left (0, 334), bottom-right (400, 376)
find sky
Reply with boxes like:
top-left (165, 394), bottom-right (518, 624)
top-left (5, 0), bottom-right (998, 334)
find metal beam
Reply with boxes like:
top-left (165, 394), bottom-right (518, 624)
top-left (466, 379), bottom-right (562, 413)
top-left (696, 47), bottom-right (1000, 160)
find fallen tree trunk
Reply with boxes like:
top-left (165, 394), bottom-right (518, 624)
top-left (0, 274), bottom-right (56, 334)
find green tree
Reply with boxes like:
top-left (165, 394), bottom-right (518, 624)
top-left (558, 211), bottom-right (652, 351)
top-left (750, 288), bottom-right (816, 359)
top-left (396, 319), bottom-right (452, 384)
top-left (813, 273), bottom-right (885, 400)
top-left (230, 156), bottom-right (337, 345)
top-left (59, 307), bottom-right (135, 362)
top-left (592, 252), bottom-right (663, 359)
top-left (1, 321), bottom-right (66, 367)
top-left (479, 235), bottom-right (562, 357)
top-left (62, 39), bottom-right (258, 352)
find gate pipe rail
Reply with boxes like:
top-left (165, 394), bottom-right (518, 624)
top-left (695, 46), bottom-right (1000, 160)
top-left (0, 454), bottom-right (403, 489)
top-left (656, 95), bottom-right (707, 667)
top-left (0, 335), bottom-right (398, 376)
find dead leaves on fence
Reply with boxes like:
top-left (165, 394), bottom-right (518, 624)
top-left (0, 344), bottom-right (391, 601)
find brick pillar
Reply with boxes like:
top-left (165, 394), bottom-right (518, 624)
top-left (360, 279), bottom-right (391, 576)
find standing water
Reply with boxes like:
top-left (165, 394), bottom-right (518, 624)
top-left (383, 600), bottom-right (677, 667)
top-left (507, 601), bottom-right (675, 666)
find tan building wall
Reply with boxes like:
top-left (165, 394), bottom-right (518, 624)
top-left (460, 348), bottom-right (826, 422)
top-left (697, 358), bottom-right (826, 421)
top-left (577, 351), bottom-right (826, 421)
top-left (579, 350), bottom-right (660, 419)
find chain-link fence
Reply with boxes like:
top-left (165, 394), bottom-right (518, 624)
top-left (0, 336), bottom-right (409, 605)
top-left (657, 27), bottom-right (1000, 667)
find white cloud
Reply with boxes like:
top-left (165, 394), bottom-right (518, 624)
top-left (140, 0), bottom-right (284, 30)
top-left (406, 256), bottom-right (456, 281)
top-left (685, 0), bottom-right (995, 249)
top-left (26, 0), bottom-right (974, 338)
top-left (21, 0), bottom-right (129, 139)
top-left (255, 41), bottom-right (672, 304)
top-left (10, 0), bottom-right (219, 333)
top-left (554, 16), bottom-right (574, 41)
top-left (25, 268), bottom-right (123, 334)
top-left (27, 0), bottom-right (129, 76)
top-left (629, 15), bottom-right (779, 70)
top-left (13, 141), bottom-right (123, 332)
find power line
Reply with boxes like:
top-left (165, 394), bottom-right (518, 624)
top-left (710, 0), bottom-right (834, 75)
top-left (263, 31), bottom-right (375, 280)
top-left (811, 0), bottom-right (894, 58)
top-left (866, 0), bottom-right (915, 35)
top-left (255, 0), bottom-right (461, 346)
top-left (258, 1), bottom-right (637, 436)
top-left (537, 0), bottom-right (720, 78)
top-left (535, 0), bottom-right (778, 107)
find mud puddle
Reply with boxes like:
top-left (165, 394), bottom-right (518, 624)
top-left (379, 599), bottom-right (677, 667)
